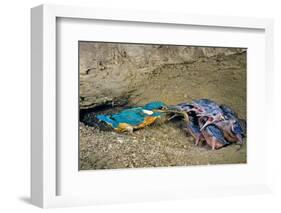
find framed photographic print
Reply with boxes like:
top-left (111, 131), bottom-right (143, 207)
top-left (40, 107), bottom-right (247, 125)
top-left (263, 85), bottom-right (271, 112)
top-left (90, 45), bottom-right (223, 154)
top-left (31, 4), bottom-right (274, 208)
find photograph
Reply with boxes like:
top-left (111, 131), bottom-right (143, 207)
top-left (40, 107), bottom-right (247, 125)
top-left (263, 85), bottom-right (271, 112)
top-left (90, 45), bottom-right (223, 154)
top-left (79, 41), bottom-right (247, 170)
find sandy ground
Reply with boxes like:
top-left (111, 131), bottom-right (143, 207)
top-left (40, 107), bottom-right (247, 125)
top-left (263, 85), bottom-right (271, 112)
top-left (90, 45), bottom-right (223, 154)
top-left (79, 52), bottom-right (247, 170)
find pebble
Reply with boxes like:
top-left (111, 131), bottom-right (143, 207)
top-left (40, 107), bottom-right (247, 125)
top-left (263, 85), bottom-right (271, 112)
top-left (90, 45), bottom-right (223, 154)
top-left (117, 138), bottom-right (123, 143)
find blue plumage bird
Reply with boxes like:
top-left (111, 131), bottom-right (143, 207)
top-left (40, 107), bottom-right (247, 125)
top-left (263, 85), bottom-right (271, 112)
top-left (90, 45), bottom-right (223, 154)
top-left (219, 104), bottom-right (246, 138)
top-left (167, 99), bottom-right (229, 148)
top-left (202, 124), bottom-right (230, 150)
top-left (96, 101), bottom-right (166, 133)
top-left (213, 119), bottom-right (243, 145)
top-left (192, 99), bottom-right (225, 131)
top-left (198, 116), bottom-right (229, 150)
top-left (171, 99), bottom-right (246, 149)
top-left (184, 116), bottom-right (203, 146)
top-left (219, 104), bottom-right (238, 118)
top-left (193, 99), bottom-right (221, 111)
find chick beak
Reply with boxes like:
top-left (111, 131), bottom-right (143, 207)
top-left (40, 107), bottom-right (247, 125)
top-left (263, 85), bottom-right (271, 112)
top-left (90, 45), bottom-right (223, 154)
top-left (200, 118), bottom-right (214, 131)
top-left (236, 134), bottom-right (243, 145)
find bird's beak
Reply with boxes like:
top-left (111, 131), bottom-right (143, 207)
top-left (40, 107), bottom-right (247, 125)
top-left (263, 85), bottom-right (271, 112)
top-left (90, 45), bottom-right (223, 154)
top-left (200, 119), bottom-right (213, 131)
top-left (153, 109), bottom-right (166, 113)
top-left (236, 134), bottom-right (243, 145)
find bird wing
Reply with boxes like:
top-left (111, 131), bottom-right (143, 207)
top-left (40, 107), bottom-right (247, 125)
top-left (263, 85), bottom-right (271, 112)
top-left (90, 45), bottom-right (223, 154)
top-left (96, 114), bottom-right (118, 128)
top-left (193, 99), bottom-right (222, 114)
top-left (206, 124), bottom-right (229, 145)
top-left (111, 108), bottom-right (145, 126)
top-left (220, 104), bottom-right (238, 118)
top-left (187, 122), bottom-right (201, 134)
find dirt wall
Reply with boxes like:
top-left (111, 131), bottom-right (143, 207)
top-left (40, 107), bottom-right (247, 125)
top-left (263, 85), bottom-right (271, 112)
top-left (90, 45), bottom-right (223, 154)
top-left (79, 42), bottom-right (245, 109)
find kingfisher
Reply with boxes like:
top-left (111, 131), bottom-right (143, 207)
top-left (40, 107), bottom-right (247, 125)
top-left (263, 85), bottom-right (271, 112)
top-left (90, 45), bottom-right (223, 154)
top-left (201, 124), bottom-right (230, 150)
top-left (170, 99), bottom-right (221, 118)
top-left (199, 104), bottom-right (245, 146)
top-left (199, 116), bottom-right (229, 150)
top-left (219, 104), bottom-right (247, 137)
top-left (191, 99), bottom-right (226, 131)
top-left (166, 99), bottom-right (226, 144)
top-left (214, 119), bottom-right (244, 145)
top-left (219, 104), bottom-right (238, 118)
top-left (169, 99), bottom-right (246, 150)
top-left (183, 115), bottom-right (203, 146)
top-left (96, 101), bottom-right (166, 133)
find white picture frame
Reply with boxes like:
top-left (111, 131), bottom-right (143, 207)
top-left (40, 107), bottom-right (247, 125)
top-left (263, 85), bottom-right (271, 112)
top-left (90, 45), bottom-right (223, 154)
top-left (31, 4), bottom-right (274, 208)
